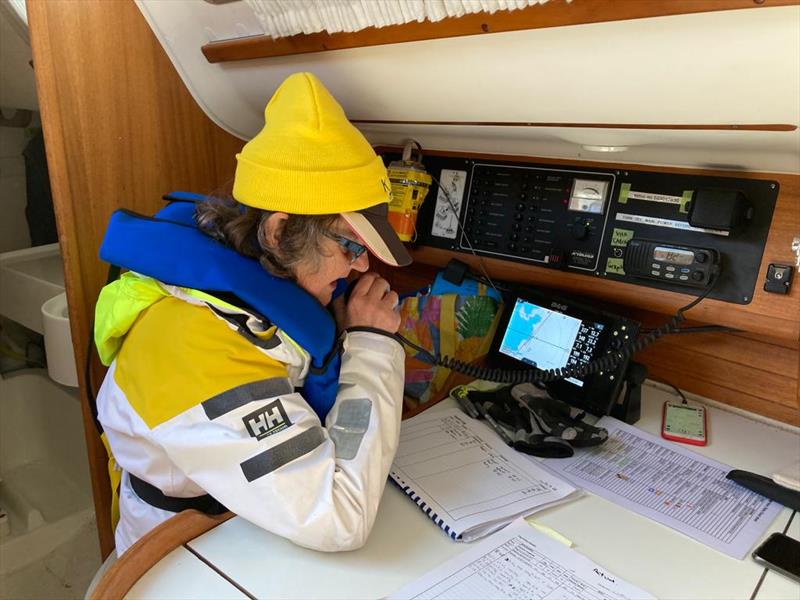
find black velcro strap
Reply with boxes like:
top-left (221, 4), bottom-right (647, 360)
top-left (129, 474), bottom-right (229, 515)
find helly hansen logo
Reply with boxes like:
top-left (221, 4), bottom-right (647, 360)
top-left (243, 400), bottom-right (291, 441)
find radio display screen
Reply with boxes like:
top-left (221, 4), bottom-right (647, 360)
top-left (653, 246), bottom-right (694, 265)
top-left (498, 298), bottom-right (605, 387)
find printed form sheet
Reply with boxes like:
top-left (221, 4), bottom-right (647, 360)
top-left (546, 417), bottom-right (782, 559)
top-left (389, 518), bottom-right (654, 600)
top-left (391, 408), bottom-right (577, 541)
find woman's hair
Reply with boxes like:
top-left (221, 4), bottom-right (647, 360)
top-left (195, 195), bottom-right (338, 279)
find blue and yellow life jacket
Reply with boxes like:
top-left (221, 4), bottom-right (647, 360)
top-left (98, 194), bottom-right (343, 421)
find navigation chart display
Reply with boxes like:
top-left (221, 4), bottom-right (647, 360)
top-left (498, 298), bottom-right (604, 386)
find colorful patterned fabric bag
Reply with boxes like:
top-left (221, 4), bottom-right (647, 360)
top-left (399, 274), bottom-right (503, 409)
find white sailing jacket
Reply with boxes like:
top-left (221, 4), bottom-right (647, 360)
top-left (95, 274), bottom-right (404, 555)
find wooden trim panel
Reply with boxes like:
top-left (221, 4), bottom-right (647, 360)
top-left (27, 0), bottom-right (243, 559)
top-left (89, 510), bottom-right (234, 600)
top-left (352, 121), bottom-right (796, 132)
top-left (201, 0), bottom-right (800, 63)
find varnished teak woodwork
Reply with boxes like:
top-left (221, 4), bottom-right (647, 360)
top-left (352, 121), bottom-right (796, 131)
top-left (26, 0), bottom-right (243, 558)
top-left (201, 0), bottom-right (800, 62)
top-left (89, 510), bottom-right (235, 600)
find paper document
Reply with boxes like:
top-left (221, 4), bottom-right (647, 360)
top-left (546, 416), bottom-right (782, 559)
top-left (390, 408), bottom-right (577, 542)
top-left (389, 518), bottom-right (655, 600)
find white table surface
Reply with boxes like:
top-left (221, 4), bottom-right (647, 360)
top-left (526, 384), bottom-right (800, 600)
top-left (132, 382), bottom-right (800, 599)
top-left (125, 546), bottom-right (248, 599)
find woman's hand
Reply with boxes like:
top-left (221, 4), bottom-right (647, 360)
top-left (339, 272), bottom-right (400, 334)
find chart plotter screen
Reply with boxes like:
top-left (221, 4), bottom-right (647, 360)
top-left (498, 298), bottom-right (604, 387)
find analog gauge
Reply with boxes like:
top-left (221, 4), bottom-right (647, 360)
top-left (569, 179), bottom-right (609, 214)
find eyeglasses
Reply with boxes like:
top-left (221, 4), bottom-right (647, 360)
top-left (324, 231), bottom-right (368, 264)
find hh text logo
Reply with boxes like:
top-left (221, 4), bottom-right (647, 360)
top-left (243, 400), bottom-right (291, 441)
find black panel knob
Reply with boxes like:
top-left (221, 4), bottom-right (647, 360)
top-left (571, 222), bottom-right (590, 240)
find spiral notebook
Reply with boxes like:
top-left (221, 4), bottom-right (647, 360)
top-left (389, 407), bottom-right (578, 542)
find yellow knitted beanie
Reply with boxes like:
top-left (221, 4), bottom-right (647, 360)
top-left (233, 72), bottom-right (390, 214)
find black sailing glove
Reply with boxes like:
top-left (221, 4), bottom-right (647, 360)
top-left (510, 383), bottom-right (609, 448)
top-left (451, 383), bottom-right (608, 459)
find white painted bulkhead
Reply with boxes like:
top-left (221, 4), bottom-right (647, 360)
top-left (137, 1), bottom-right (800, 173)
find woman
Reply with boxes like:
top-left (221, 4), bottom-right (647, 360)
top-left (94, 72), bottom-right (410, 555)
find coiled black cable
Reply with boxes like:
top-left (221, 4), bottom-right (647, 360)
top-left (395, 275), bottom-right (719, 384)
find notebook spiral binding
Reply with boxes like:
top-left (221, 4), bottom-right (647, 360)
top-left (390, 475), bottom-right (458, 541)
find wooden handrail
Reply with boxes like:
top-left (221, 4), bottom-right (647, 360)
top-left (353, 121), bottom-right (797, 132)
top-left (89, 510), bottom-right (235, 600)
top-left (202, 0), bottom-right (799, 63)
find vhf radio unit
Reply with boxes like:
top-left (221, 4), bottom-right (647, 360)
top-left (624, 240), bottom-right (720, 288)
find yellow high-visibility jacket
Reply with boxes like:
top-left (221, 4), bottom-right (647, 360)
top-left (95, 273), bottom-right (404, 555)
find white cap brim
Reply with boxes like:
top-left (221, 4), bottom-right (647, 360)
top-left (341, 204), bottom-right (412, 267)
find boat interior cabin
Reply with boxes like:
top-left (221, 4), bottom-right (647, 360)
top-left (0, 1), bottom-right (798, 598)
